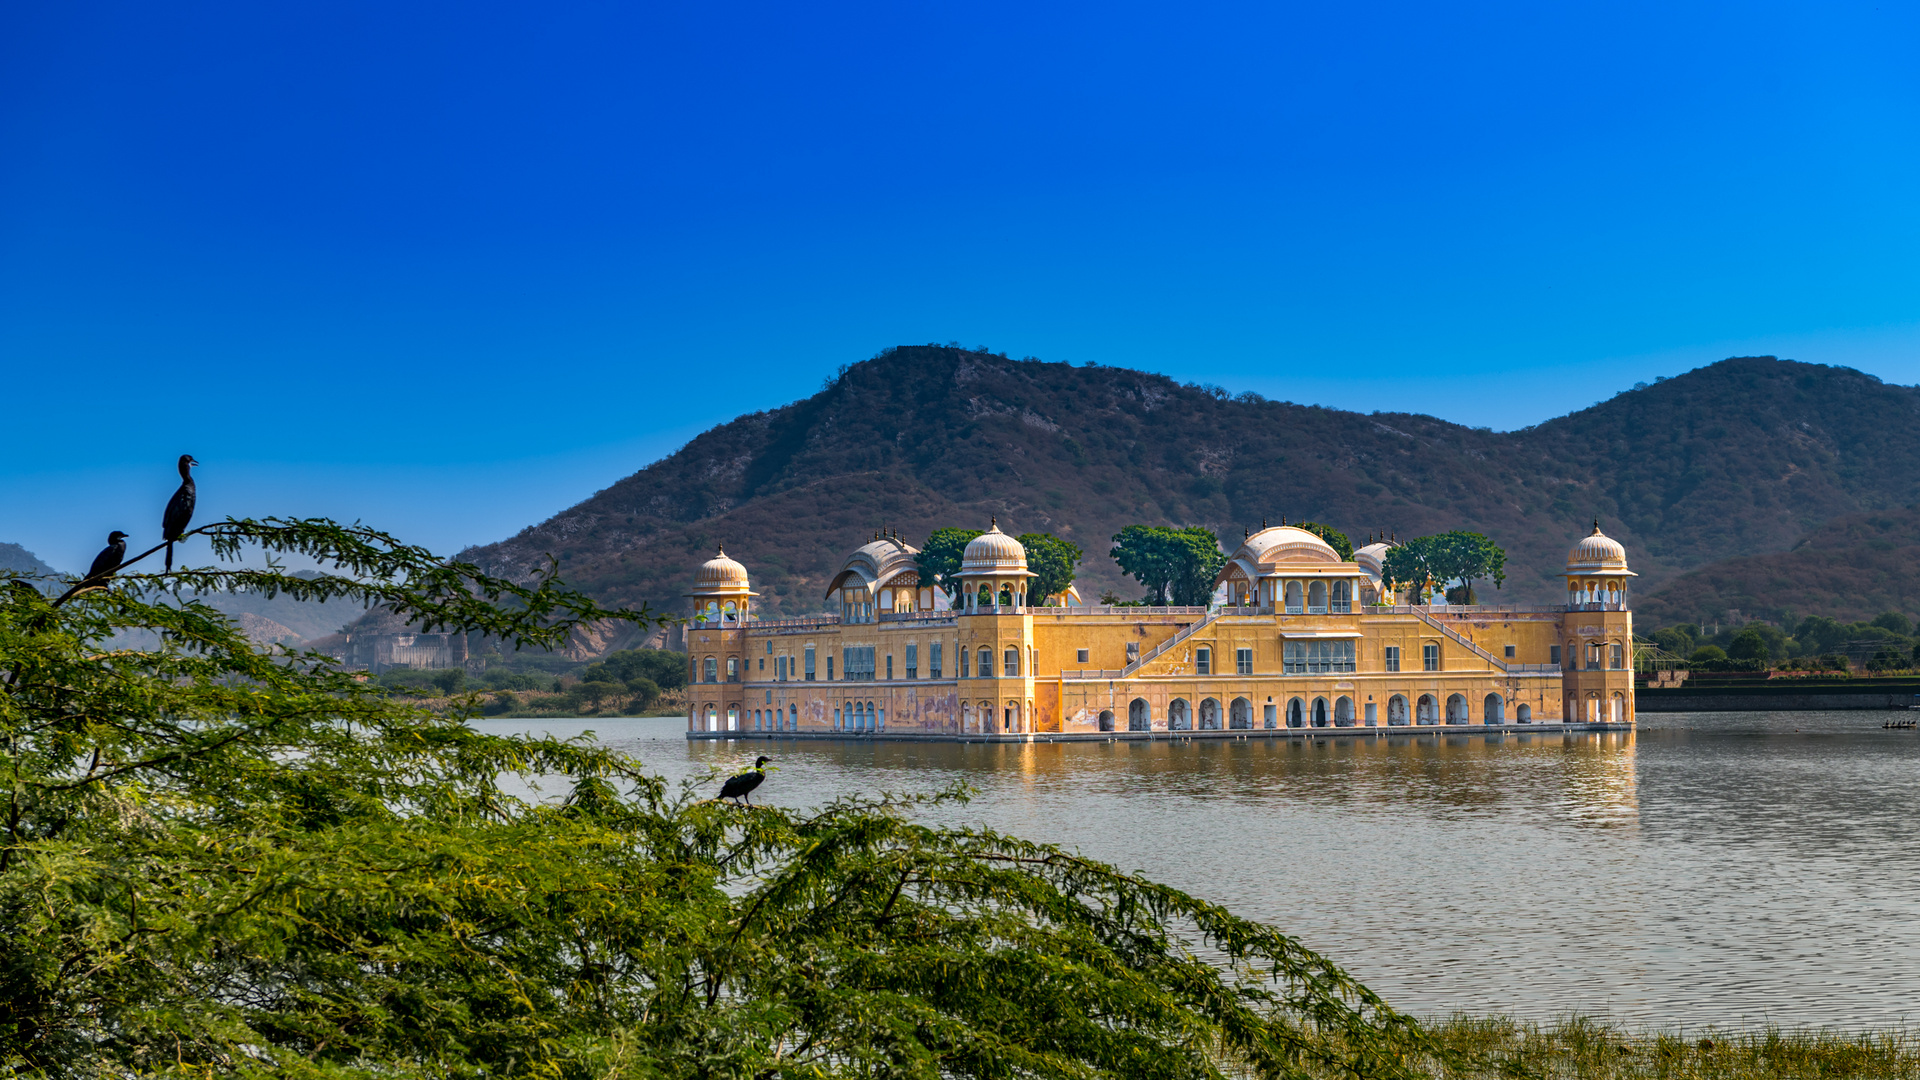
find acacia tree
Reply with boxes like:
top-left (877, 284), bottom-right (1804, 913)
top-left (0, 514), bottom-right (1446, 1077)
top-left (1015, 532), bottom-right (1083, 604)
top-left (915, 526), bottom-right (981, 599)
top-left (1110, 525), bottom-right (1225, 606)
top-left (1381, 532), bottom-right (1506, 604)
top-left (1293, 522), bottom-right (1354, 560)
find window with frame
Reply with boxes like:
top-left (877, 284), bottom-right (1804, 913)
top-left (1236, 647), bottom-right (1253, 675)
top-left (1284, 641), bottom-right (1306, 674)
top-left (1299, 641), bottom-right (1354, 674)
top-left (905, 643), bottom-right (918, 678)
top-left (959, 644), bottom-right (970, 678)
top-left (1610, 642), bottom-right (1624, 669)
top-left (1196, 647), bottom-right (1211, 675)
top-left (726, 657), bottom-right (738, 682)
top-left (931, 641), bottom-right (943, 679)
top-left (1076, 648), bottom-right (1089, 664)
top-left (980, 647), bottom-right (993, 676)
top-left (1422, 643), bottom-right (1439, 671)
top-left (1587, 643), bottom-right (1602, 671)
top-left (1549, 644), bottom-right (1560, 666)
top-left (1004, 647), bottom-right (1020, 677)
top-left (1384, 646), bottom-right (1400, 672)
top-left (703, 656), bottom-right (717, 683)
top-left (843, 647), bottom-right (876, 681)
top-left (827, 655), bottom-right (834, 680)
top-left (804, 645), bottom-right (816, 681)
top-left (886, 653), bottom-right (893, 679)
top-left (1504, 644), bottom-right (1515, 659)
top-left (1330, 580), bottom-right (1352, 614)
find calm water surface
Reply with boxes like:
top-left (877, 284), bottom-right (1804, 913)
top-left (477, 712), bottom-right (1920, 1027)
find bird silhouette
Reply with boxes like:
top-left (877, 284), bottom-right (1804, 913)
top-left (718, 756), bottom-right (771, 806)
top-left (85, 531), bottom-right (129, 582)
top-left (161, 455), bottom-right (199, 571)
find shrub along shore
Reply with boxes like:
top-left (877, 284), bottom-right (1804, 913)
top-left (1405, 1016), bottom-right (1920, 1079)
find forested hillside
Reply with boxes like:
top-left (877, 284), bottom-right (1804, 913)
top-left (459, 347), bottom-right (1920, 620)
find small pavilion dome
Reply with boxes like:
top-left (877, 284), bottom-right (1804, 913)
top-left (961, 520), bottom-right (1034, 577)
top-left (688, 546), bottom-right (756, 596)
top-left (1566, 522), bottom-right (1632, 574)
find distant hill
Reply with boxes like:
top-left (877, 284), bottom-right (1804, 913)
top-left (1636, 506), bottom-right (1920, 628)
top-left (459, 347), bottom-right (1920, 621)
top-left (0, 542), bottom-right (63, 579)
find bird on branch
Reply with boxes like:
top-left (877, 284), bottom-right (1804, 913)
top-left (85, 531), bottom-right (129, 583)
top-left (161, 455), bottom-right (199, 572)
top-left (718, 756), bottom-right (771, 807)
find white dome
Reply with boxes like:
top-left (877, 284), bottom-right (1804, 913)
top-left (961, 521), bottom-right (1032, 576)
top-left (688, 546), bottom-right (755, 596)
top-left (1567, 522), bottom-right (1630, 573)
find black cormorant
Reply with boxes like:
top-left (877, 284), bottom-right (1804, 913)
top-left (718, 756), bottom-right (771, 806)
top-left (161, 455), bottom-right (199, 571)
top-left (85, 531), bottom-right (129, 581)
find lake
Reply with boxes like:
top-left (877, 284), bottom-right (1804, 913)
top-left (477, 711), bottom-right (1920, 1028)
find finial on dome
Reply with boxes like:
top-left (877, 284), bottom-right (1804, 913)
top-left (1281, 514), bottom-right (1287, 526)
top-left (1243, 527), bottom-right (1250, 539)
top-left (990, 516), bottom-right (997, 529)
top-left (1592, 518), bottom-right (1603, 535)
top-left (716, 543), bottom-right (725, 556)
top-left (1262, 517), bottom-right (1268, 529)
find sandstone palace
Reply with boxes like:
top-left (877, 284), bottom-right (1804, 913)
top-left (686, 523), bottom-right (1636, 740)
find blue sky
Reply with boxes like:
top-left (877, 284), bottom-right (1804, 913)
top-left (5, 0), bottom-right (1919, 571)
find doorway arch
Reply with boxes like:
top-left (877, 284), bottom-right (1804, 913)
top-left (1128, 697), bottom-right (1151, 731)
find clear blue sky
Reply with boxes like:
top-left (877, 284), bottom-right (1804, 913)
top-left (6, 0), bottom-right (1919, 571)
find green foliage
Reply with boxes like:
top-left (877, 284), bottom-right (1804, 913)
top-left (1691, 644), bottom-right (1729, 662)
top-left (582, 646), bottom-right (688, 691)
top-left (0, 514), bottom-right (1444, 1076)
top-left (916, 527), bottom-right (982, 598)
top-left (1727, 627), bottom-right (1771, 661)
top-left (1015, 532), bottom-right (1083, 603)
top-left (1293, 522), bottom-right (1353, 560)
top-left (1109, 525), bottom-right (1225, 606)
top-left (1422, 1014), bottom-right (1920, 1079)
top-left (1871, 610), bottom-right (1914, 636)
top-left (1652, 626), bottom-right (1696, 657)
top-left (566, 678), bottom-right (628, 712)
top-left (1382, 532), bottom-right (1506, 603)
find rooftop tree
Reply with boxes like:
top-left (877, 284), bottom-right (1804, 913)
top-left (914, 526), bottom-right (981, 599)
top-left (1111, 525), bottom-right (1226, 606)
top-left (1015, 532), bottom-right (1084, 604)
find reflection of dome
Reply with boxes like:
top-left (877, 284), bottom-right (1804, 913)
top-left (961, 521), bottom-right (1030, 575)
top-left (1567, 522), bottom-right (1630, 572)
top-left (689, 546), bottom-right (756, 596)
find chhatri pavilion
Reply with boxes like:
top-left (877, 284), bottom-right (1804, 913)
top-left (684, 522), bottom-right (1635, 739)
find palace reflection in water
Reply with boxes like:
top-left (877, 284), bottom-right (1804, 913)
top-left (490, 712), bottom-right (1920, 1027)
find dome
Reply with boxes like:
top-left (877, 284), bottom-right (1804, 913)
top-left (1239, 525), bottom-right (1341, 568)
top-left (961, 520), bottom-right (1034, 576)
top-left (825, 534), bottom-right (922, 598)
top-left (1566, 522), bottom-right (1631, 573)
top-left (1352, 541), bottom-right (1392, 581)
top-left (688, 546), bottom-right (755, 595)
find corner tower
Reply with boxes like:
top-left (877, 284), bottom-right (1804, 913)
top-left (957, 521), bottom-right (1038, 733)
top-left (1559, 522), bottom-right (1636, 726)
top-left (686, 547), bottom-right (756, 732)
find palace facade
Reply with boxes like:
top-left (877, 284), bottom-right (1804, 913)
top-left (685, 522), bottom-right (1636, 739)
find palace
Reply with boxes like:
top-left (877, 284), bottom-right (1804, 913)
top-left (685, 522), bottom-right (1635, 739)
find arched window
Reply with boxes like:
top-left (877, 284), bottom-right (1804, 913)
top-left (1195, 647), bottom-right (1211, 675)
top-left (1098, 709), bottom-right (1115, 731)
top-left (1387, 694), bottom-right (1409, 725)
top-left (1168, 698), bottom-right (1192, 730)
top-left (1610, 642), bottom-right (1625, 669)
top-left (1230, 697), bottom-right (1253, 729)
top-left (1128, 698), bottom-right (1151, 731)
top-left (1484, 693), bottom-right (1504, 723)
top-left (998, 587), bottom-right (1013, 607)
top-left (1285, 581), bottom-right (1303, 614)
top-left (726, 657), bottom-right (738, 681)
top-left (1446, 694), bottom-right (1468, 722)
top-left (1287, 698), bottom-right (1304, 727)
top-left (1004, 647), bottom-right (1019, 677)
top-left (979, 648), bottom-right (993, 677)
top-left (1199, 697), bottom-right (1220, 729)
top-left (703, 656), bottom-right (717, 683)
top-left (1516, 703), bottom-right (1531, 723)
top-left (1334, 696), bottom-right (1354, 726)
top-left (1311, 697), bottom-right (1329, 727)
top-left (978, 584), bottom-right (992, 609)
top-left (1331, 580), bottom-right (1353, 613)
top-left (1308, 581), bottom-right (1329, 613)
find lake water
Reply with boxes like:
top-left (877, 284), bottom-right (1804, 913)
top-left (477, 711), bottom-right (1920, 1028)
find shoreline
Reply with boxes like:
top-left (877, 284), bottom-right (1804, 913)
top-left (685, 720), bottom-right (1634, 742)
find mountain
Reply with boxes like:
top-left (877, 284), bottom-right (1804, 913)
top-left (0, 542), bottom-right (63, 579)
top-left (459, 347), bottom-right (1920, 622)
top-left (1635, 506), bottom-right (1920, 628)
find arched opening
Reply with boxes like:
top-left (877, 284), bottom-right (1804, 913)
top-left (1285, 581), bottom-right (1303, 613)
top-left (1169, 698), bottom-right (1192, 730)
top-left (789, 704), bottom-right (798, 730)
top-left (726, 706), bottom-right (739, 731)
top-left (1312, 697), bottom-right (1329, 727)
top-left (1516, 703), bottom-right (1532, 723)
top-left (1445, 694), bottom-right (1468, 723)
top-left (1004, 647), bottom-right (1020, 677)
top-left (1308, 580), bottom-right (1329, 613)
top-left (1334, 696), bottom-right (1355, 726)
top-left (1387, 694), bottom-right (1409, 725)
top-left (1331, 579), bottom-right (1353, 613)
top-left (1229, 697), bottom-right (1253, 729)
top-left (1198, 697), bottom-right (1221, 730)
top-left (1287, 697), bottom-right (1304, 727)
top-left (1098, 709), bottom-right (1115, 731)
top-left (998, 587), bottom-right (1013, 607)
top-left (1484, 693), bottom-right (1505, 723)
top-left (1128, 698), bottom-right (1151, 731)
top-left (704, 705), bottom-right (718, 731)
top-left (1263, 701), bottom-right (1277, 728)
top-left (977, 584), bottom-right (991, 609)
top-left (1611, 692), bottom-right (1625, 723)
top-left (978, 647), bottom-right (993, 677)
top-left (1416, 694), bottom-right (1438, 725)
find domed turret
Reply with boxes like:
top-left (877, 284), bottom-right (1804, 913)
top-left (1566, 521), bottom-right (1630, 573)
top-left (958, 519), bottom-right (1037, 613)
top-left (686, 545), bottom-right (757, 625)
top-left (1565, 521), bottom-right (1635, 610)
top-left (695, 547), bottom-right (751, 589)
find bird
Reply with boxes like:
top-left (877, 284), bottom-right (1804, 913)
top-left (718, 756), bottom-right (771, 806)
top-left (85, 531), bottom-right (129, 581)
top-left (161, 455), bottom-right (199, 571)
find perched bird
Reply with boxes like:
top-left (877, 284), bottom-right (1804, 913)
top-left (85, 531), bottom-right (130, 582)
top-left (161, 455), bottom-right (200, 571)
top-left (718, 756), bottom-right (771, 806)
